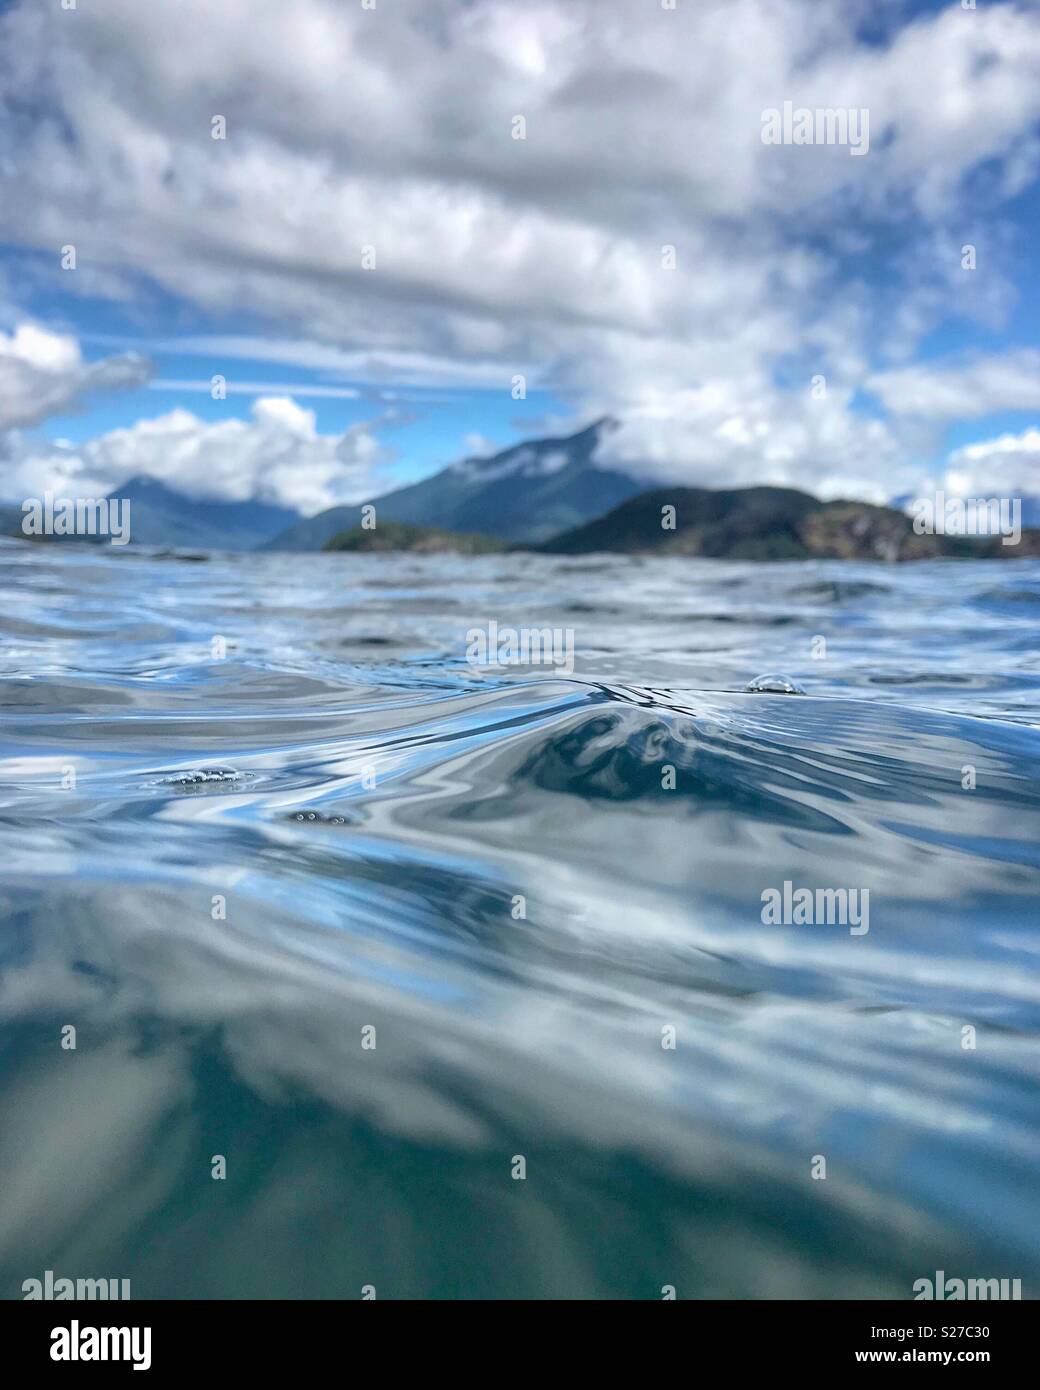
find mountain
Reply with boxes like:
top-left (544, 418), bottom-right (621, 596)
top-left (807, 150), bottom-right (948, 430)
top-left (104, 476), bottom-right (301, 550)
top-left (265, 417), bottom-right (642, 550)
top-left (0, 503), bottom-right (26, 539)
top-left (323, 521), bottom-right (507, 554)
top-left (540, 485), bottom-right (1040, 559)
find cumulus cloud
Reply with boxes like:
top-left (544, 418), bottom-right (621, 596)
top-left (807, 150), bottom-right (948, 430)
top-left (1, 0), bottom-right (1039, 497)
top-left (866, 351), bottom-right (1040, 421)
top-left (0, 323), bottom-right (149, 432)
top-left (944, 427), bottom-right (1040, 500)
top-left (4, 396), bottom-right (394, 514)
top-left (593, 367), bottom-right (910, 503)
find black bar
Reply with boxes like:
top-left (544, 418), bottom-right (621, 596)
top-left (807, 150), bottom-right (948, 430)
top-left (2, 1299), bottom-right (1034, 1376)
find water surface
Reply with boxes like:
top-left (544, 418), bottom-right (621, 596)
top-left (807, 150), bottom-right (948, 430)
top-left (1, 540), bottom-right (1039, 1299)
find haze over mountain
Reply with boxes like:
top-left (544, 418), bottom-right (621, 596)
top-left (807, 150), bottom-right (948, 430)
top-left (104, 476), bottom-right (301, 551)
top-left (265, 418), bottom-right (642, 550)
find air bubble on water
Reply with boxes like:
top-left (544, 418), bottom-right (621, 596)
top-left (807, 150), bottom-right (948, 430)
top-left (743, 674), bottom-right (806, 695)
top-left (161, 766), bottom-right (246, 787)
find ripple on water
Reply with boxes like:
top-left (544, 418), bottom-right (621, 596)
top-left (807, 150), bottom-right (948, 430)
top-left (1, 543), bottom-right (1039, 1298)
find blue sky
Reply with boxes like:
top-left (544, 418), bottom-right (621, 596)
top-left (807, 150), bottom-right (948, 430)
top-left (1, 0), bottom-right (1039, 514)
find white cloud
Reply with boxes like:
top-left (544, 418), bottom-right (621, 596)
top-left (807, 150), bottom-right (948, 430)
top-left (592, 360), bottom-right (910, 503)
top-left (944, 427), bottom-right (1040, 499)
top-left (4, 396), bottom-right (394, 514)
top-left (2, 324), bottom-right (79, 373)
top-left (149, 379), bottom-right (361, 400)
top-left (134, 336), bottom-right (524, 390)
top-left (866, 351), bottom-right (1040, 421)
top-left (461, 432), bottom-right (497, 457)
top-left (0, 323), bottom-right (149, 431)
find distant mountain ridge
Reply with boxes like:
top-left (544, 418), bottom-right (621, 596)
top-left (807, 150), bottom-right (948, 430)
top-left (540, 485), bottom-right (1040, 560)
top-left (264, 417), bottom-right (642, 550)
top-left (4, 428), bottom-right (1038, 560)
top-left (104, 476), bottom-right (301, 551)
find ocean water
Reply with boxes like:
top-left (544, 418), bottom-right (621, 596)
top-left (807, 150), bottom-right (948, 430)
top-left (1, 538), bottom-right (1039, 1300)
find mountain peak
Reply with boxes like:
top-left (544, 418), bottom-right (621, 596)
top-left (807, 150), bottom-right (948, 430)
top-left (265, 418), bottom-right (643, 550)
top-left (453, 416), bottom-right (621, 480)
top-left (589, 414), bottom-right (621, 434)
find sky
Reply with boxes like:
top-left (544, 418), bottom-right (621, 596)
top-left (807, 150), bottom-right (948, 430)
top-left (1, 0), bottom-right (1039, 516)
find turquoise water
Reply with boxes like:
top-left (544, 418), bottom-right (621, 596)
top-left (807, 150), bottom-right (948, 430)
top-left (1, 540), bottom-right (1039, 1299)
